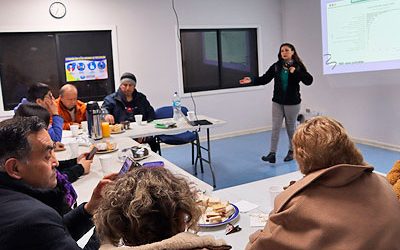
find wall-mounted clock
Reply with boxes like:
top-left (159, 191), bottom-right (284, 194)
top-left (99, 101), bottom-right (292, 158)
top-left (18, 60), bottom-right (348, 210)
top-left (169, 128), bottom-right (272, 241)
top-left (49, 2), bottom-right (66, 19)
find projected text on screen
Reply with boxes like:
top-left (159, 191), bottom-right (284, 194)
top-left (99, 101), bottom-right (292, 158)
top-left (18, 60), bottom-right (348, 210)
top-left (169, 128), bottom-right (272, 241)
top-left (321, 0), bottom-right (400, 74)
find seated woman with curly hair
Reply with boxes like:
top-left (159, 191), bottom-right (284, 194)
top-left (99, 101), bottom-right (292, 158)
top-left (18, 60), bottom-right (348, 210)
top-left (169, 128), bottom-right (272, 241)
top-left (93, 167), bottom-right (231, 250)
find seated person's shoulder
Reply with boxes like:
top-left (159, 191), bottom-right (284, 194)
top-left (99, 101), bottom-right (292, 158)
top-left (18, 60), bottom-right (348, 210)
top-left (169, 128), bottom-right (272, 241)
top-left (1, 191), bottom-right (62, 231)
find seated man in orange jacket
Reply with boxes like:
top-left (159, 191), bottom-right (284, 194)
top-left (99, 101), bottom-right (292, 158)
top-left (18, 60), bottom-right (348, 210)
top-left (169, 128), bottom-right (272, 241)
top-left (55, 84), bottom-right (86, 130)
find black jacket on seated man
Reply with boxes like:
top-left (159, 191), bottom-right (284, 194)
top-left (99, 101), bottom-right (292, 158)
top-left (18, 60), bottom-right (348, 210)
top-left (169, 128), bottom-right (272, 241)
top-left (0, 173), bottom-right (99, 250)
top-left (102, 89), bottom-right (155, 123)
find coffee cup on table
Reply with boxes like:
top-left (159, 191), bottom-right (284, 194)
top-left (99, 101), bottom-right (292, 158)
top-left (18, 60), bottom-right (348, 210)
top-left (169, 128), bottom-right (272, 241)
top-left (99, 155), bottom-right (114, 174)
top-left (70, 124), bottom-right (80, 137)
top-left (134, 114), bottom-right (143, 125)
top-left (80, 121), bottom-right (88, 133)
top-left (68, 141), bottom-right (79, 159)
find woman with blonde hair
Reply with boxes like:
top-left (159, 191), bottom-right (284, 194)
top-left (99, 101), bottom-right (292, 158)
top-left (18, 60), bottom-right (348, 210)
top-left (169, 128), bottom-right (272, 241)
top-left (93, 167), bottom-right (231, 250)
top-left (246, 116), bottom-right (400, 250)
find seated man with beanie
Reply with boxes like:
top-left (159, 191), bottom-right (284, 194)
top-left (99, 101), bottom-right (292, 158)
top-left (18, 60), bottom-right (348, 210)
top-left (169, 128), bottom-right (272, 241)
top-left (102, 72), bottom-right (159, 152)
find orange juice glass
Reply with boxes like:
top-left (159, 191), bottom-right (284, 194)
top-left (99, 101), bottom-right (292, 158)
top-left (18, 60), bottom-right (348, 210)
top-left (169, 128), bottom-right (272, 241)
top-left (101, 122), bottom-right (111, 138)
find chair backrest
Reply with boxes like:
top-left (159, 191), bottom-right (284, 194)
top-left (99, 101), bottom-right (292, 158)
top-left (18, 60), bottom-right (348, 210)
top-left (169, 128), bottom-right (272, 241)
top-left (155, 106), bottom-right (189, 119)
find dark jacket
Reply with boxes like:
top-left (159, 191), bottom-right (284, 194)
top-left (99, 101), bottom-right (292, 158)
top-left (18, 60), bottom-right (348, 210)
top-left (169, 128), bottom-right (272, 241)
top-left (102, 89), bottom-right (155, 123)
top-left (58, 158), bottom-right (85, 183)
top-left (253, 61), bottom-right (313, 105)
top-left (0, 172), bottom-right (99, 250)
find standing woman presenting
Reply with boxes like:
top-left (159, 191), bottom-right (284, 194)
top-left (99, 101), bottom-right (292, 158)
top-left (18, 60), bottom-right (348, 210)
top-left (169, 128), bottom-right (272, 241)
top-left (240, 43), bottom-right (313, 163)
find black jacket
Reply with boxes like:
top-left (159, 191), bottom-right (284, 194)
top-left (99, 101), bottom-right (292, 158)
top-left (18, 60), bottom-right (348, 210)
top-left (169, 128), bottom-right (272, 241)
top-left (58, 158), bottom-right (84, 183)
top-left (0, 173), bottom-right (99, 250)
top-left (254, 60), bottom-right (313, 105)
top-left (102, 89), bottom-right (155, 123)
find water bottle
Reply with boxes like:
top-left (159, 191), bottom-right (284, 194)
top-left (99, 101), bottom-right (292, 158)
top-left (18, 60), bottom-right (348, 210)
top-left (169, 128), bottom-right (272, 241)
top-left (172, 91), bottom-right (181, 121)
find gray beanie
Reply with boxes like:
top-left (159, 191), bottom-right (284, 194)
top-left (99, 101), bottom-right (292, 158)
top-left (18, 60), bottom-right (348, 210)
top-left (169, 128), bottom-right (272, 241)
top-left (120, 72), bottom-right (137, 86)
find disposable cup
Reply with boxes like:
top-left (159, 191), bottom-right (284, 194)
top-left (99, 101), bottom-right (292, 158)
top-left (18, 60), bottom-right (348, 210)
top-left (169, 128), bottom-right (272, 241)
top-left (70, 124), bottom-right (80, 137)
top-left (80, 121), bottom-right (88, 133)
top-left (135, 114), bottom-right (143, 125)
top-left (99, 155), bottom-right (114, 174)
top-left (68, 141), bottom-right (79, 159)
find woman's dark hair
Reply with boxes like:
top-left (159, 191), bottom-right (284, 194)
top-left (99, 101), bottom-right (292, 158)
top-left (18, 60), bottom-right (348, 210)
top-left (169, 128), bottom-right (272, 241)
top-left (14, 103), bottom-right (51, 127)
top-left (277, 43), bottom-right (307, 70)
top-left (27, 82), bottom-right (51, 102)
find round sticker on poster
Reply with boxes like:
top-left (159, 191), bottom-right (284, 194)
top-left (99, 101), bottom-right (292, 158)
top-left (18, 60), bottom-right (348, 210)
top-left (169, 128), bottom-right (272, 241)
top-left (98, 61), bottom-right (106, 69)
top-left (77, 63), bottom-right (85, 71)
top-left (88, 61), bottom-right (96, 70)
top-left (67, 63), bottom-right (76, 72)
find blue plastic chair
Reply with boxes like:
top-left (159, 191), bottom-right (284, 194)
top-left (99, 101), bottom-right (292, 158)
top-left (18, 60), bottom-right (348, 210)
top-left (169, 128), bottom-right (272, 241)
top-left (155, 106), bottom-right (202, 167)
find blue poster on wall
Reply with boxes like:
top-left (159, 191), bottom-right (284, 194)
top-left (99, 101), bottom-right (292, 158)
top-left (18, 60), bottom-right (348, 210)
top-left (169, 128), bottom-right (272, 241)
top-left (65, 56), bottom-right (108, 82)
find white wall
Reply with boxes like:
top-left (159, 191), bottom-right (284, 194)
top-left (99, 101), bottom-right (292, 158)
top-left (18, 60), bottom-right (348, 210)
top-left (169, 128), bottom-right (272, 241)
top-left (281, 0), bottom-right (400, 149)
top-left (0, 0), bottom-right (283, 138)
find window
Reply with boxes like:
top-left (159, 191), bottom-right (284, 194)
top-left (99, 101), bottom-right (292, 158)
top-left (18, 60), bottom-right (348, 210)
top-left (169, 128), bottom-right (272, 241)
top-left (180, 28), bottom-right (259, 93)
top-left (0, 30), bottom-right (115, 110)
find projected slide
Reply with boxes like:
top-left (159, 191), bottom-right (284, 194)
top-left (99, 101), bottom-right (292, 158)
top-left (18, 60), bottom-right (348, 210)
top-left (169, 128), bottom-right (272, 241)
top-left (321, 0), bottom-right (400, 74)
top-left (65, 56), bottom-right (108, 82)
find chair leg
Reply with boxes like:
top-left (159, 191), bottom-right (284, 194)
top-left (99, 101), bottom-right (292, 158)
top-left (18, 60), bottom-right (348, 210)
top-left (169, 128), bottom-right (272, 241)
top-left (155, 137), bottom-right (162, 156)
top-left (196, 135), bottom-right (204, 173)
top-left (191, 141), bottom-right (194, 165)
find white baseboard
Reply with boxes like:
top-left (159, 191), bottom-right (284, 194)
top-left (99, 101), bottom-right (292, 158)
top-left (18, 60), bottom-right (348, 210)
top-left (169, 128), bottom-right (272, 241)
top-left (159, 126), bottom-right (272, 150)
top-left (352, 137), bottom-right (400, 152)
top-left (165, 127), bottom-right (400, 153)
top-left (199, 126), bottom-right (272, 141)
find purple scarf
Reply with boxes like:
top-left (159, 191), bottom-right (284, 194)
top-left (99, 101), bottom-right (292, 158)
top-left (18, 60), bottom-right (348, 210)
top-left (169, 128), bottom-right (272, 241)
top-left (56, 170), bottom-right (77, 207)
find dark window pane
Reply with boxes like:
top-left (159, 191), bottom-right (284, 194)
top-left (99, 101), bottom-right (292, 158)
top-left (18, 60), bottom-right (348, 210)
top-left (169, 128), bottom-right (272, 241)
top-left (180, 28), bottom-right (258, 93)
top-left (0, 33), bottom-right (59, 110)
top-left (181, 30), bottom-right (220, 93)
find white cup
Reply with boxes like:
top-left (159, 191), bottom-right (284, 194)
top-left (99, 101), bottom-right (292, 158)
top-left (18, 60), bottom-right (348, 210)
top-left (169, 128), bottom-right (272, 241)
top-left (99, 155), bottom-right (114, 174)
top-left (134, 114), bottom-right (143, 125)
top-left (68, 141), bottom-right (79, 159)
top-left (269, 186), bottom-right (282, 208)
top-left (80, 121), bottom-right (88, 133)
top-left (70, 124), bottom-right (80, 137)
top-left (187, 111), bottom-right (196, 121)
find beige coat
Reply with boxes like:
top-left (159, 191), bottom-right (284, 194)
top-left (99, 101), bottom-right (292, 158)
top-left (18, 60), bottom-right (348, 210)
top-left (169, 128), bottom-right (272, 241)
top-left (100, 232), bottom-right (231, 250)
top-left (246, 164), bottom-right (400, 250)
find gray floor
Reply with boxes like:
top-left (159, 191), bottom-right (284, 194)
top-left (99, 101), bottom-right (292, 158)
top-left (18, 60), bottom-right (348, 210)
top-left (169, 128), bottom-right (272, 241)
top-left (160, 130), bottom-right (400, 190)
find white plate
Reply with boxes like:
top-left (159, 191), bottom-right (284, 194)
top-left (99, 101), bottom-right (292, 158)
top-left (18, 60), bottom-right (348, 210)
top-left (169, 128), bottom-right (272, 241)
top-left (96, 147), bottom-right (118, 154)
top-left (110, 130), bottom-right (125, 134)
top-left (198, 204), bottom-right (240, 227)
